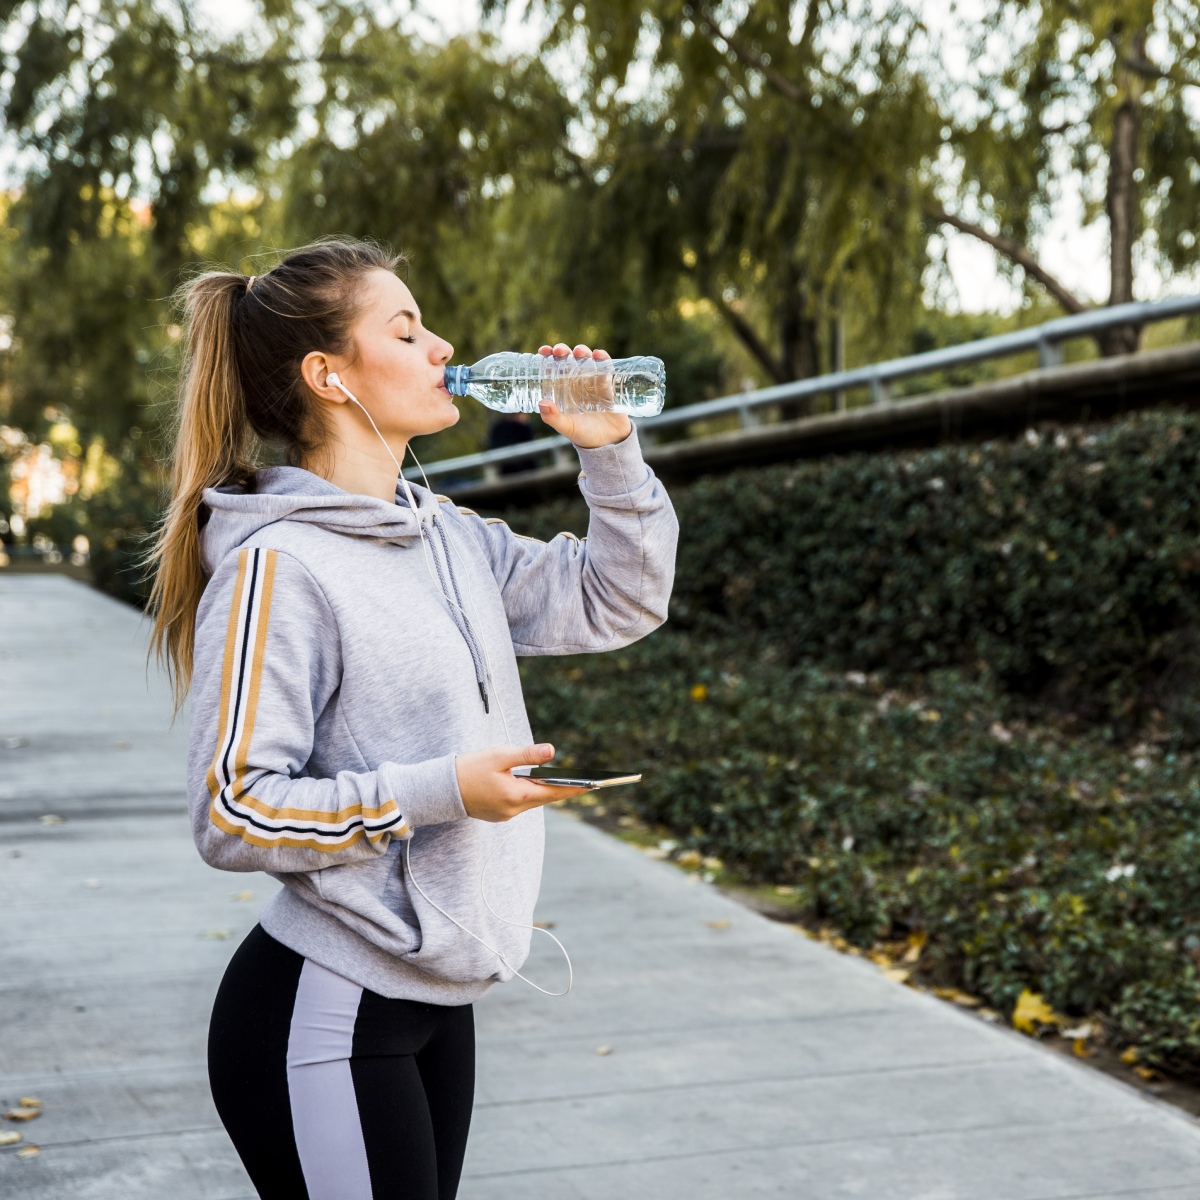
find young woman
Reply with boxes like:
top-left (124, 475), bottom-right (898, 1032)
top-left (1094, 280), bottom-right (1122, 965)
top-left (149, 239), bottom-right (678, 1200)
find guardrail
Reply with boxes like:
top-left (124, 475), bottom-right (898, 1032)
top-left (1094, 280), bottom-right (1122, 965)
top-left (407, 293), bottom-right (1200, 484)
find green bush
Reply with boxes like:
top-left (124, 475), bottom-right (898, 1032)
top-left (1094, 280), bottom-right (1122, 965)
top-left (83, 460), bottom-right (163, 608)
top-left (510, 410), bottom-right (1200, 735)
top-left (520, 635), bottom-right (1200, 1066)
top-left (1110, 967), bottom-right (1200, 1082)
top-left (507, 407), bottom-right (1200, 1074)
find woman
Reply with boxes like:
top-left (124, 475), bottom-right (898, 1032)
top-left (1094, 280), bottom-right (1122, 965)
top-left (148, 238), bottom-right (678, 1200)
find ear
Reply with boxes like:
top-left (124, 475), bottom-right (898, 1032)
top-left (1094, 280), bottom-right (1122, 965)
top-left (300, 350), bottom-right (348, 404)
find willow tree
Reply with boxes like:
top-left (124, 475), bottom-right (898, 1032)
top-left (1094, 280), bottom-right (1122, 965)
top-left (0, 0), bottom-right (305, 444)
top-left (936, 0), bottom-right (1200, 351)
top-left (484, 0), bottom-right (944, 386)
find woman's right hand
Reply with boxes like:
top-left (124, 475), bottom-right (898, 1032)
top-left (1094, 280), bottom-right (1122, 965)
top-left (455, 743), bottom-right (587, 822)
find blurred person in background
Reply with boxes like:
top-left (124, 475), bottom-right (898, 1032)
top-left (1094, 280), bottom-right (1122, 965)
top-left (486, 410), bottom-right (539, 475)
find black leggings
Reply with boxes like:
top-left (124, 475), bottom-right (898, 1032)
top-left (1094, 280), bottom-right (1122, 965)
top-left (209, 925), bottom-right (475, 1200)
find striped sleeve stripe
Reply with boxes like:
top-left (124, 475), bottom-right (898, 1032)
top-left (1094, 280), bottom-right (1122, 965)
top-left (206, 548), bottom-right (406, 852)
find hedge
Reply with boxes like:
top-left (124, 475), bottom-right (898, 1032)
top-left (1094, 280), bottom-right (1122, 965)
top-left (503, 408), bottom-right (1200, 1078)
top-left (519, 637), bottom-right (1200, 1078)
top-left (511, 410), bottom-right (1200, 736)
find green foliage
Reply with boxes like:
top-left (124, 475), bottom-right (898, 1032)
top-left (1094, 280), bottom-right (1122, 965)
top-left (496, 0), bottom-right (943, 384)
top-left (1111, 967), bottom-right (1200, 1082)
top-left (519, 636), bottom-right (1200, 1069)
top-left (510, 409), bottom-right (1200, 733)
top-left (953, 0), bottom-right (1200, 288)
top-left (79, 457), bottom-right (164, 607)
top-left (509, 407), bottom-right (1200, 1075)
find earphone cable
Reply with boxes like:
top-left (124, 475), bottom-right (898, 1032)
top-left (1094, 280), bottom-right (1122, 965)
top-left (325, 373), bottom-right (571, 995)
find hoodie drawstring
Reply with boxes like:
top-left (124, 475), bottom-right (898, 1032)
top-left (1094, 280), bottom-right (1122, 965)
top-left (397, 491), bottom-right (490, 713)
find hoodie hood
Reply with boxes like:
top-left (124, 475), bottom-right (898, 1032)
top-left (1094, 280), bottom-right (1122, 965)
top-left (201, 463), bottom-right (492, 712)
top-left (200, 465), bottom-right (439, 574)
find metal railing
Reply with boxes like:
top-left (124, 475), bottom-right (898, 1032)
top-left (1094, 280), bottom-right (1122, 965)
top-left (407, 293), bottom-right (1200, 484)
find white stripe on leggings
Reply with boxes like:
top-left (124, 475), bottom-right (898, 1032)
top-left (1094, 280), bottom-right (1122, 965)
top-left (286, 958), bottom-right (373, 1200)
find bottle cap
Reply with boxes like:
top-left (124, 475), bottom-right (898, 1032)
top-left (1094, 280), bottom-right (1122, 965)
top-left (444, 365), bottom-right (470, 396)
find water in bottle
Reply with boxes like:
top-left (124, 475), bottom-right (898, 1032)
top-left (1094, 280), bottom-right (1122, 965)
top-left (443, 352), bottom-right (665, 416)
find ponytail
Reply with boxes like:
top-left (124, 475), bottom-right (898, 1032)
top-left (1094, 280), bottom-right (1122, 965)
top-left (147, 238), bottom-right (401, 708)
top-left (148, 273), bottom-right (256, 708)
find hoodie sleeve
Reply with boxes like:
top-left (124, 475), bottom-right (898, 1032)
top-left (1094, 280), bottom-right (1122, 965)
top-left (188, 546), bottom-right (466, 873)
top-left (456, 427), bottom-right (678, 655)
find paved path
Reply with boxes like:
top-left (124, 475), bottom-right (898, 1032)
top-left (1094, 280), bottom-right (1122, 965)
top-left (4, 575), bottom-right (1200, 1199)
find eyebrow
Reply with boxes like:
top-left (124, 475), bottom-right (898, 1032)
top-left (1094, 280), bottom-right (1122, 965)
top-left (388, 308), bottom-right (419, 324)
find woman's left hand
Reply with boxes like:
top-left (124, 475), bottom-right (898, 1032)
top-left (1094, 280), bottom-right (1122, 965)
top-left (536, 343), bottom-right (633, 449)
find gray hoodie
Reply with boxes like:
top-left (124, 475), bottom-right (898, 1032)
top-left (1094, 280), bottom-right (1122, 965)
top-left (188, 429), bottom-right (677, 1004)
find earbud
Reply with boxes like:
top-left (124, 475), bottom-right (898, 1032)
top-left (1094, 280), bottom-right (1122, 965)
top-left (326, 371), bottom-right (353, 399)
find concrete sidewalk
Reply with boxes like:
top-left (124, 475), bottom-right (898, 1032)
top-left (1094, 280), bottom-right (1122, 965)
top-left (4, 575), bottom-right (1200, 1199)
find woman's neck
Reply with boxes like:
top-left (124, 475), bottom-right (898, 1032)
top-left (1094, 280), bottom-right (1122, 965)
top-left (303, 434), bottom-right (407, 504)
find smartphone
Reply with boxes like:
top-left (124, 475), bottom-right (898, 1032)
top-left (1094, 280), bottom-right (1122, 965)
top-left (521, 767), bottom-right (642, 789)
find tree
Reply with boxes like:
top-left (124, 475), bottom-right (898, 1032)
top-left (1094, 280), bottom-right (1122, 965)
top-left (934, 0), bottom-right (1200, 351)
top-left (0, 0), bottom-right (309, 444)
top-left (488, 0), bottom-right (945, 390)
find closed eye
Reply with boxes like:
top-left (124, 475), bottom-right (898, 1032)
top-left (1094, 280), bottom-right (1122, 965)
top-left (399, 335), bottom-right (416, 344)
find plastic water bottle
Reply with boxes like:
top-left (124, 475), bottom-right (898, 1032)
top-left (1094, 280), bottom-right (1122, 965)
top-left (444, 352), bottom-right (665, 416)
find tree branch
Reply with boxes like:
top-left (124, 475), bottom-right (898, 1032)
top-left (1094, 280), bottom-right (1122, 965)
top-left (712, 292), bottom-right (788, 383)
top-left (192, 52), bottom-right (370, 70)
top-left (695, 11), bottom-right (805, 104)
top-left (1121, 54), bottom-right (1200, 90)
top-left (924, 202), bottom-right (1088, 315)
top-left (1038, 118), bottom-right (1080, 136)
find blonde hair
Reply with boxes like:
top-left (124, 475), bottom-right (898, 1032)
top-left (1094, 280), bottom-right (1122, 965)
top-left (148, 238), bottom-right (402, 707)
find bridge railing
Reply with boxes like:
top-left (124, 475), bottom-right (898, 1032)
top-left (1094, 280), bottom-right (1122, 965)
top-left (406, 293), bottom-right (1200, 484)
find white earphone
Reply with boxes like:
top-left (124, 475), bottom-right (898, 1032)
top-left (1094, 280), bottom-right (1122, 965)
top-left (321, 370), bottom-right (572, 996)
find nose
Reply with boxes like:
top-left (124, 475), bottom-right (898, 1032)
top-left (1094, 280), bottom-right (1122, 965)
top-left (431, 334), bottom-right (453, 365)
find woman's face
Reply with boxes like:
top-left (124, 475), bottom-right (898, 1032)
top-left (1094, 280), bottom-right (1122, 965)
top-left (331, 269), bottom-right (458, 441)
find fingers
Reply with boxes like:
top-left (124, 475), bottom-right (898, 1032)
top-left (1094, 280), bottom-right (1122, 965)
top-left (537, 342), bottom-right (610, 359)
top-left (498, 742), bottom-right (555, 771)
top-left (516, 782), bottom-right (590, 806)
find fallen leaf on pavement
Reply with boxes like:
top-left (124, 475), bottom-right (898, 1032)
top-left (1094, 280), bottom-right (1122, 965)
top-left (902, 932), bottom-right (928, 964)
top-left (1120, 1046), bottom-right (1140, 1065)
top-left (933, 986), bottom-right (982, 1008)
top-left (1134, 1064), bottom-right (1159, 1082)
top-left (3, 1108), bottom-right (41, 1122)
top-left (233, 891), bottom-right (254, 901)
top-left (202, 929), bottom-right (232, 940)
top-left (1011, 989), bottom-right (1066, 1034)
top-left (16, 1145), bottom-right (39, 1159)
top-left (882, 967), bottom-right (911, 984)
top-left (532, 920), bottom-right (556, 929)
top-left (594, 1045), bottom-right (612, 1056)
top-left (16, 1099), bottom-right (41, 1109)
top-left (37, 814), bottom-right (64, 826)
top-left (0, 1130), bottom-right (22, 1146)
top-left (676, 849), bottom-right (702, 868)
top-left (1073, 1037), bottom-right (1093, 1058)
top-left (705, 919), bottom-right (731, 929)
